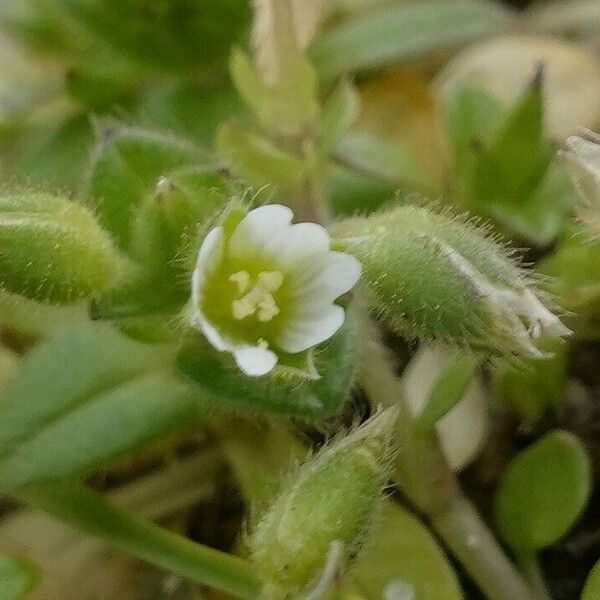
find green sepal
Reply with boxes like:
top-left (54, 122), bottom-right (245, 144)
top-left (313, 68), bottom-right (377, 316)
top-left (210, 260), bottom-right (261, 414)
top-left (176, 314), bottom-right (359, 418)
top-left (250, 410), bottom-right (395, 596)
top-left (129, 166), bottom-right (230, 281)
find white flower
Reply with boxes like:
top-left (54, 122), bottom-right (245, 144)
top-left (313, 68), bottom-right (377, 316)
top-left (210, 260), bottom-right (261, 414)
top-left (190, 204), bottom-right (362, 376)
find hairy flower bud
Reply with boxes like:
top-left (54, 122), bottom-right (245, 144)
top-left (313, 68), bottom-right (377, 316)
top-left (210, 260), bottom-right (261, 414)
top-left (334, 205), bottom-right (570, 358)
top-left (564, 131), bottom-right (600, 232)
top-left (0, 191), bottom-right (121, 304)
top-left (249, 410), bottom-right (396, 598)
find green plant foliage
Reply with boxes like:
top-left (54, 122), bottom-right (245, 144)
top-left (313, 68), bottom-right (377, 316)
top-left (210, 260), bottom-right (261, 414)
top-left (0, 555), bottom-right (39, 600)
top-left (230, 48), bottom-right (318, 137)
top-left (493, 338), bottom-right (568, 427)
top-left (250, 411), bottom-right (394, 597)
top-left (216, 121), bottom-right (305, 193)
top-left (54, 0), bottom-right (251, 73)
top-left (0, 323), bottom-right (205, 490)
top-left (176, 315), bottom-right (358, 418)
top-left (137, 83), bottom-right (243, 144)
top-left (0, 191), bottom-right (121, 304)
top-left (414, 354), bottom-right (480, 434)
top-left (346, 501), bottom-right (463, 600)
top-left (83, 122), bottom-right (209, 248)
top-left (313, 1), bottom-right (513, 79)
top-left (130, 167), bottom-right (230, 276)
top-left (320, 79), bottom-right (360, 153)
top-left (333, 204), bottom-right (566, 357)
top-left (582, 559), bottom-right (600, 600)
top-left (494, 430), bottom-right (592, 552)
top-left (334, 132), bottom-right (438, 195)
top-left (444, 80), bottom-right (573, 246)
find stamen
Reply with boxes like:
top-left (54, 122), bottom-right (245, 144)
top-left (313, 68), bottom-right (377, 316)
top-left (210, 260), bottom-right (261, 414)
top-left (229, 270), bottom-right (251, 293)
top-left (231, 270), bottom-right (284, 322)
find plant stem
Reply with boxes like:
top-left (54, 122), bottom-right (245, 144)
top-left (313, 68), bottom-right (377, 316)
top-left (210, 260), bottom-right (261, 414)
top-left (359, 322), bottom-right (534, 600)
top-left (14, 480), bottom-right (262, 599)
top-left (518, 552), bottom-right (552, 600)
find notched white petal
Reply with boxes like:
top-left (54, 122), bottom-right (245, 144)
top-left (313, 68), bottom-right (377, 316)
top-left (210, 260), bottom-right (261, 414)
top-left (190, 204), bottom-right (362, 376)
top-left (191, 226), bottom-right (224, 307)
top-left (233, 344), bottom-right (278, 376)
top-left (277, 305), bottom-right (345, 353)
top-left (229, 204), bottom-right (293, 259)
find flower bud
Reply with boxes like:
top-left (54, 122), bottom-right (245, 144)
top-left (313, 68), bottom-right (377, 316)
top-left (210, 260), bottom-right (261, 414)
top-left (333, 205), bottom-right (570, 358)
top-left (130, 167), bottom-right (230, 276)
top-left (249, 409), bottom-right (396, 598)
top-left (0, 191), bottom-right (120, 304)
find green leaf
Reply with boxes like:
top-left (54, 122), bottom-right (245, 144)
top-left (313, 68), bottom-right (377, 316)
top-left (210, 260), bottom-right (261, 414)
top-left (138, 82), bottom-right (243, 144)
top-left (582, 559), bottom-right (600, 600)
top-left (334, 132), bottom-right (437, 194)
top-left (494, 339), bottom-right (568, 427)
top-left (83, 122), bottom-right (208, 248)
top-left (217, 121), bottom-right (305, 193)
top-left (313, 1), bottom-right (513, 80)
top-left (456, 79), bottom-right (569, 246)
top-left (230, 48), bottom-right (318, 136)
top-left (0, 555), bottom-right (39, 600)
top-left (320, 79), bottom-right (360, 151)
top-left (177, 316), bottom-right (358, 418)
top-left (414, 354), bottom-right (480, 434)
top-left (345, 501), bottom-right (463, 600)
top-left (328, 165), bottom-right (397, 216)
top-left (14, 113), bottom-right (93, 191)
top-left (55, 0), bottom-right (251, 73)
top-left (482, 72), bottom-right (549, 196)
top-left (486, 162), bottom-right (574, 247)
top-left (494, 430), bottom-right (592, 552)
top-left (0, 323), bottom-right (205, 490)
top-left (444, 86), bottom-right (504, 177)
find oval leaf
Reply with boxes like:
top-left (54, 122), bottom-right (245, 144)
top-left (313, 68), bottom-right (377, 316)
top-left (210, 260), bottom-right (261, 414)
top-left (494, 430), bottom-right (592, 552)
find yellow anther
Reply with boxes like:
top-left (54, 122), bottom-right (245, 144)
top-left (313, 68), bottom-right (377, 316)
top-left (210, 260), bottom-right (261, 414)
top-left (257, 271), bottom-right (283, 293)
top-left (229, 270), bottom-right (251, 293)
top-left (232, 297), bottom-right (256, 320)
top-left (257, 296), bottom-right (280, 321)
top-left (231, 270), bottom-right (283, 322)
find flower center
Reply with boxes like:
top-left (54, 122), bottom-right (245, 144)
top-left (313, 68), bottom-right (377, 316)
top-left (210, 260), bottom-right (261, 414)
top-left (229, 270), bottom-right (284, 322)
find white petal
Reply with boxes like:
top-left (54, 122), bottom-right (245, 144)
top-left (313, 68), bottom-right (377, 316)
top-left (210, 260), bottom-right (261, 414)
top-left (229, 204), bottom-right (293, 259)
top-left (191, 226), bottom-right (224, 308)
top-left (195, 316), bottom-right (230, 352)
top-left (277, 305), bottom-right (345, 353)
top-left (277, 222), bottom-right (330, 266)
top-left (292, 251), bottom-right (361, 302)
top-left (232, 344), bottom-right (278, 376)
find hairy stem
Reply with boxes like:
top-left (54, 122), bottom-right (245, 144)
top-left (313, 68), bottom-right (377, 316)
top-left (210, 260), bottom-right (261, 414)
top-left (359, 321), bottom-right (534, 600)
top-left (14, 480), bottom-right (262, 599)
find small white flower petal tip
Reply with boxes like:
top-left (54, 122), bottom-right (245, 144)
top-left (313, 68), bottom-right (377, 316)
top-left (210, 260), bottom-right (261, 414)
top-left (190, 204), bottom-right (362, 377)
